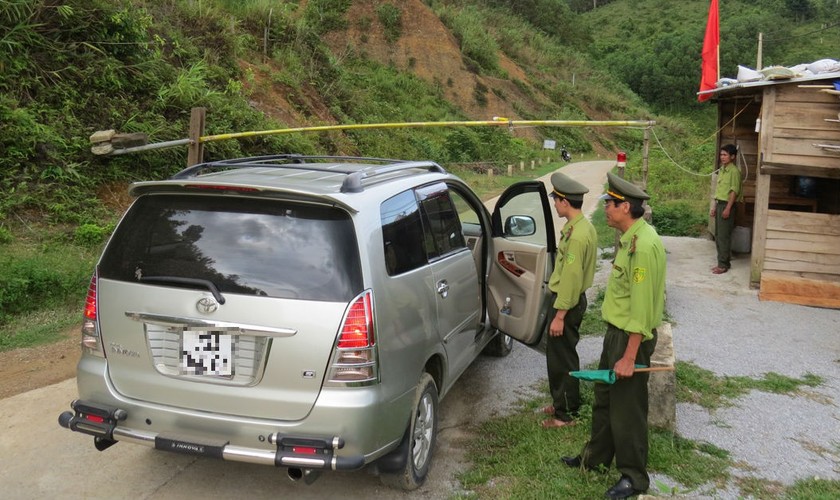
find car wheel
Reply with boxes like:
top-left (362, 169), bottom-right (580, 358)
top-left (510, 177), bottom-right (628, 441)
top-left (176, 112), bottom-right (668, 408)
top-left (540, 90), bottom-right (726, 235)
top-left (483, 330), bottom-right (513, 357)
top-left (380, 372), bottom-right (438, 490)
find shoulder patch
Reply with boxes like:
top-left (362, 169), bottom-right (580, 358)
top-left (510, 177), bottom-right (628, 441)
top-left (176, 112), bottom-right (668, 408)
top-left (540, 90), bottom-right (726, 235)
top-left (566, 252), bottom-right (576, 265)
top-left (632, 267), bottom-right (646, 284)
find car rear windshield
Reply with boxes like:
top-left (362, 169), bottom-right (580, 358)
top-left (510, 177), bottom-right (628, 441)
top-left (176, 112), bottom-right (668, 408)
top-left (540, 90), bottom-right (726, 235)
top-left (99, 194), bottom-right (363, 302)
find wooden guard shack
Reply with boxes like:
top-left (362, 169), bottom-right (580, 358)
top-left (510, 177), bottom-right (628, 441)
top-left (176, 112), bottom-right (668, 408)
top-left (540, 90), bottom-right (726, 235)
top-left (705, 72), bottom-right (840, 309)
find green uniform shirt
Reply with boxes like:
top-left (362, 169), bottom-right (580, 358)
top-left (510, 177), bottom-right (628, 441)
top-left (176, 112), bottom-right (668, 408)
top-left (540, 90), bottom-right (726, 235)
top-left (548, 214), bottom-right (597, 310)
top-left (714, 164), bottom-right (743, 202)
top-left (601, 218), bottom-right (665, 341)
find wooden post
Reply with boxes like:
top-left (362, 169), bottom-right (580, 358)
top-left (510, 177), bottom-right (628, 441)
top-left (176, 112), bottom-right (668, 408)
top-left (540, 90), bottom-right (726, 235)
top-left (531, 160), bottom-right (535, 170)
top-left (519, 161), bottom-right (524, 172)
top-left (642, 127), bottom-right (651, 190)
top-left (614, 157), bottom-right (625, 250)
top-left (187, 107), bottom-right (206, 167)
top-left (507, 165), bottom-right (513, 176)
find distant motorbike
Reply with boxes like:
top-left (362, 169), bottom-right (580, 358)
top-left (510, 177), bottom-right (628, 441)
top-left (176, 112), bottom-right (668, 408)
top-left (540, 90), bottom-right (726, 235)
top-left (561, 146), bottom-right (571, 162)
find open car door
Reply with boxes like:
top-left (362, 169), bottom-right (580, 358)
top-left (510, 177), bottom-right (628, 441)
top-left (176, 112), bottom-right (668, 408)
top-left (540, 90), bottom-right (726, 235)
top-left (487, 181), bottom-right (556, 348)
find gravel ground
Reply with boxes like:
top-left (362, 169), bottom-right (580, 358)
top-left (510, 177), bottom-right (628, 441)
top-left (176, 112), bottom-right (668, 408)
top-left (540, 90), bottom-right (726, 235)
top-left (622, 236), bottom-right (840, 498)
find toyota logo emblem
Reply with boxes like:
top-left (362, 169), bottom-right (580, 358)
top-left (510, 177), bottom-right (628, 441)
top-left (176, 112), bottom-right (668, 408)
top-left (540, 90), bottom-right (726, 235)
top-left (196, 297), bottom-right (219, 314)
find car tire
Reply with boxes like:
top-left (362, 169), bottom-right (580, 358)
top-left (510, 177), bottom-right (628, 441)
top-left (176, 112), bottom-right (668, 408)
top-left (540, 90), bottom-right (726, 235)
top-left (482, 330), bottom-right (513, 357)
top-left (380, 372), bottom-right (438, 491)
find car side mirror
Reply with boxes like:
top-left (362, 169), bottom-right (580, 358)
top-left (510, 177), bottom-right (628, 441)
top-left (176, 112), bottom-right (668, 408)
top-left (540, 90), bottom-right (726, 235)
top-left (504, 215), bottom-right (536, 237)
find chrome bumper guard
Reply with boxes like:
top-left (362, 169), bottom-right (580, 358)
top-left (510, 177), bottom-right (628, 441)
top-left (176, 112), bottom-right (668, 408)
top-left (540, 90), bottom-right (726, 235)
top-left (58, 400), bottom-right (365, 470)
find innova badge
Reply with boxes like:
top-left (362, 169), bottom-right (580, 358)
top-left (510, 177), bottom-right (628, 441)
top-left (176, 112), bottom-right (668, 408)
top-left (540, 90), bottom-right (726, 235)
top-left (196, 297), bottom-right (219, 314)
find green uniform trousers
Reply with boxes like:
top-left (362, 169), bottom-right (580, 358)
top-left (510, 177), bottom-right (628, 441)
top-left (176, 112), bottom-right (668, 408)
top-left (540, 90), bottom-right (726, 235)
top-left (581, 324), bottom-right (658, 491)
top-left (715, 199), bottom-right (735, 269)
top-left (545, 293), bottom-right (587, 422)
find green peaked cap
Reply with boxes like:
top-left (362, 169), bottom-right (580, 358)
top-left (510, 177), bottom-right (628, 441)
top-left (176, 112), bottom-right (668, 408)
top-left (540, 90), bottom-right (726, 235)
top-left (600, 171), bottom-right (650, 202)
top-left (550, 171), bottom-right (589, 202)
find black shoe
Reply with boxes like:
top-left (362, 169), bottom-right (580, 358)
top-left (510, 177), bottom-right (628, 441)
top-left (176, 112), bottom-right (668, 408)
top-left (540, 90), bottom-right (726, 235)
top-left (604, 476), bottom-right (644, 499)
top-left (561, 455), bottom-right (581, 468)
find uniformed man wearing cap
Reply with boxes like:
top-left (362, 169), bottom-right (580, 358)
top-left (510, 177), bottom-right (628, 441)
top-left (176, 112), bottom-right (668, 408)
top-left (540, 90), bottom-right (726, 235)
top-left (562, 172), bottom-right (666, 500)
top-left (541, 171), bottom-right (598, 429)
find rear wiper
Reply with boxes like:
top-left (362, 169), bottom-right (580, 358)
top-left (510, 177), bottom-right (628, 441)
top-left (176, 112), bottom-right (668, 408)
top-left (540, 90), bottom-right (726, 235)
top-left (139, 276), bottom-right (226, 304)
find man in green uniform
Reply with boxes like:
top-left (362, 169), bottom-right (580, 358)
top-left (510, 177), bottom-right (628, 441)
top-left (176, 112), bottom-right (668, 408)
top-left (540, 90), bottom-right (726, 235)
top-left (710, 144), bottom-right (742, 274)
top-left (562, 172), bottom-right (666, 500)
top-left (541, 171), bottom-right (598, 429)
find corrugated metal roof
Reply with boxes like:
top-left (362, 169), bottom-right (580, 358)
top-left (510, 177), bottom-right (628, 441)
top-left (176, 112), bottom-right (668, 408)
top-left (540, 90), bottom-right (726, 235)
top-left (700, 71), bottom-right (840, 99)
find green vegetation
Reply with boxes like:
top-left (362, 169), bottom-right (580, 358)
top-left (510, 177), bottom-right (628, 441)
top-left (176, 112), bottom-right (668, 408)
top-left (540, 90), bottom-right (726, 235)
top-left (785, 477), bottom-right (840, 500)
top-left (375, 3), bottom-right (402, 43)
top-left (580, 286), bottom-right (607, 336)
top-left (458, 379), bottom-right (731, 498)
top-left (582, 0), bottom-right (840, 111)
top-left (676, 361), bottom-right (823, 409)
top-left (0, 234), bottom-right (99, 349)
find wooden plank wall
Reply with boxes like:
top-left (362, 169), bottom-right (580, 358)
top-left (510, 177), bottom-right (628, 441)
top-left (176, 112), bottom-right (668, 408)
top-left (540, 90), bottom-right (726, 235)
top-left (768, 84), bottom-right (840, 170)
top-left (760, 209), bottom-right (840, 308)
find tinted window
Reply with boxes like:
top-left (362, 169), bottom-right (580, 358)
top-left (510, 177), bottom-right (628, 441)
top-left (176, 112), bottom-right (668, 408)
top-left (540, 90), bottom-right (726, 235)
top-left (417, 183), bottom-right (466, 260)
top-left (99, 194), bottom-right (362, 302)
top-left (381, 190), bottom-right (427, 276)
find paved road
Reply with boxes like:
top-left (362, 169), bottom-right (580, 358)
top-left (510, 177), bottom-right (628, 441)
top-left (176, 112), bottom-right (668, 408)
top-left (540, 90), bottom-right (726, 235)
top-left (0, 161), bottom-right (615, 500)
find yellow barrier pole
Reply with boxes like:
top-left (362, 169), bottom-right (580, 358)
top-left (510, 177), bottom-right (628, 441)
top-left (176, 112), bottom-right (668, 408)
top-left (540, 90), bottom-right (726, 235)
top-left (98, 118), bottom-right (656, 156)
top-left (198, 119), bottom-right (655, 144)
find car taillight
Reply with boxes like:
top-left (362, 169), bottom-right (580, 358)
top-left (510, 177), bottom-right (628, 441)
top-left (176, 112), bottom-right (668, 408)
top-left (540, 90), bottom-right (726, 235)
top-left (337, 293), bottom-right (374, 348)
top-left (81, 272), bottom-right (105, 357)
top-left (327, 290), bottom-right (378, 385)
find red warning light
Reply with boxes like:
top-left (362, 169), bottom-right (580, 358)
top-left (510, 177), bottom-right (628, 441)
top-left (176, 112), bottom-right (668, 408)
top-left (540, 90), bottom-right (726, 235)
top-left (616, 151), bottom-right (627, 168)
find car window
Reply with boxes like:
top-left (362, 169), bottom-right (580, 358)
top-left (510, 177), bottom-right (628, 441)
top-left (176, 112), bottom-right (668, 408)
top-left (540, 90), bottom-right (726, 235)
top-left (381, 190), bottom-right (427, 276)
top-left (380, 183), bottom-right (468, 276)
top-left (495, 189), bottom-right (548, 246)
top-left (416, 182), bottom-right (467, 261)
top-left (450, 190), bottom-right (481, 225)
top-left (99, 194), bottom-right (363, 302)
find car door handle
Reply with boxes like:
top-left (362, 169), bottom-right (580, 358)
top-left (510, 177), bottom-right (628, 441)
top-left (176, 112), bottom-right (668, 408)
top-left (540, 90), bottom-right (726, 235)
top-left (436, 280), bottom-right (449, 298)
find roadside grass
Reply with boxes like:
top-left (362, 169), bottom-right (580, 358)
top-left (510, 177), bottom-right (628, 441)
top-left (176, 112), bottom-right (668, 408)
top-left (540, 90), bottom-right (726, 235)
top-left (457, 361), bottom-right (832, 499)
top-left (457, 379), bottom-right (731, 499)
top-left (784, 477), bottom-right (840, 500)
top-left (737, 475), bottom-right (840, 500)
top-left (675, 360), bottom-right (823, 409)
top-left (580, 286), bottom-right (606, 337)
top-left (0, 305), bottom-right (83, 351)
top-left (0, 235), bottom-right (98, 351)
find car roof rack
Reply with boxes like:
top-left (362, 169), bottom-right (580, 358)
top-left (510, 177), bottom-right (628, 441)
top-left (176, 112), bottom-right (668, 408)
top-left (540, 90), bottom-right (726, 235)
top-left (169, 154), bottom-right (446, 193)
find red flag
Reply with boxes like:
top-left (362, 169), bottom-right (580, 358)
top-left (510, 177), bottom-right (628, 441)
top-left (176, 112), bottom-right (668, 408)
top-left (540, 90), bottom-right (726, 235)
top-left (698, 0), bottom-right (719, 102)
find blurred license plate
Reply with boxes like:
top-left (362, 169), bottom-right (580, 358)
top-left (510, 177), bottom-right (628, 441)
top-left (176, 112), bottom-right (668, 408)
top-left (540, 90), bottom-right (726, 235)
top-left (180, 330), bottom-right (233, 376)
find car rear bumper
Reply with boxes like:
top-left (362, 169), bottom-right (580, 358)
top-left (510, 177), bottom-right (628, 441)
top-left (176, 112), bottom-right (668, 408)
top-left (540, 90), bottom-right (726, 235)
top-left (60, 356), bottom-right (413, 470)
top-left (59, 398), bottom-right (364, 469)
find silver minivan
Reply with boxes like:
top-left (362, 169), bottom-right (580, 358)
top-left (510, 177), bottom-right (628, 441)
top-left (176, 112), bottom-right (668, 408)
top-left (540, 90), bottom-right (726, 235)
top-left (59, 155), bottom-right (557, 490)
